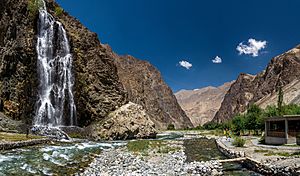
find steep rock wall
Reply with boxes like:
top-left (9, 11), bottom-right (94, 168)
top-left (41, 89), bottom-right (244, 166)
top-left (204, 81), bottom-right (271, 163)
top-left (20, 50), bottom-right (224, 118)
top-left (0, 0), bottom-right (127, 127)
top-left (213, 45), bottom-right (300, 122)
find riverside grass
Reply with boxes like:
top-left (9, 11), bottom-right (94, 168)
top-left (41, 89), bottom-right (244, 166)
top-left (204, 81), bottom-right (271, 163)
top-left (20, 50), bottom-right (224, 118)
top-left (127, 140), bottom-right (180, 155)
top-left (264, 151), bottom-right (300, 157)
top-left (0, 132), bottom-right (44, 142)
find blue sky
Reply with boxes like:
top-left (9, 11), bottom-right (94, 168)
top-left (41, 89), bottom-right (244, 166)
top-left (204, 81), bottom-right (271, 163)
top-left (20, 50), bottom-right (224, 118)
top-left (56, 0), bottom-right (300, 92)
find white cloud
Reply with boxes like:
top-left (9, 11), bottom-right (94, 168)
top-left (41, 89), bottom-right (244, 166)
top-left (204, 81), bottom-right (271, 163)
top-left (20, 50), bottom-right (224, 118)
top-left (236, 38), bottom-right (267, 57)
top-left (179, 60), bottom-right (192, 69)
top-left (212, 56), bottom-right (222, 64)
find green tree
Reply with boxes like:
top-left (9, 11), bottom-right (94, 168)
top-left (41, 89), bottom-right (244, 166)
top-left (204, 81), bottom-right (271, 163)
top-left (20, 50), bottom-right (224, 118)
top-left (231, 114), bottom-right (245, 135)
top-left (264, 105), bottom-right (279, 117)
top-left (202, 122), bottom-right (215, 130)
top-left (245, 104), bottom-right (263, 134)
top-left (277, 86), bottom-right (284, 115)
top-left (282, 104), bottom-right (300, 115)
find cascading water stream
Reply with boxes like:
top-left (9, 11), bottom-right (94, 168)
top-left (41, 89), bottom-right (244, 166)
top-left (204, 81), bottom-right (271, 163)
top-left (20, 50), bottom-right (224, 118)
top-left (34, 0), bottom-right (76, 127)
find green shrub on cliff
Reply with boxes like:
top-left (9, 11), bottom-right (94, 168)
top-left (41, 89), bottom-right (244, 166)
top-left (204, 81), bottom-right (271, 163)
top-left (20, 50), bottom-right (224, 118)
top-left (55, 6), bottom-right (64, 16)
top-left (167, 123), bottom-right (175, 130)
top-left (27, 0), bottom-right (43, 18)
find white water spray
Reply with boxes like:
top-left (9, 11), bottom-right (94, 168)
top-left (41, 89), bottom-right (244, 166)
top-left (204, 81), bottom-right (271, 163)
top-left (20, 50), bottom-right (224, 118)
top-left (34, 0), bottom-right (76, 127)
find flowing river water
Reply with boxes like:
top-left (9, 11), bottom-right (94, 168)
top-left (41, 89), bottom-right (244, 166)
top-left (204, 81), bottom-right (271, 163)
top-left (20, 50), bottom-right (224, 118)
top-left (184, 138), bottom-right (261, 176)
top-left (0, 141), bottom-right (126, 175)
top-left (0, 136), bottom-right (261, 176)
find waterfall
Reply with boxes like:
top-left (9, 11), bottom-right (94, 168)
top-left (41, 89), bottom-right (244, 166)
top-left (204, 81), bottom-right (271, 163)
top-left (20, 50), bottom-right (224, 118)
top-left (34, 0), bottom-right (76, 127)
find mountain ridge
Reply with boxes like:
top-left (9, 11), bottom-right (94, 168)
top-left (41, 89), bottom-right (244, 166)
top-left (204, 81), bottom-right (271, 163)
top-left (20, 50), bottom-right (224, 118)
top-left (213, 45), bottom-right (300, 122)
top-left (103, 44), bottom-right (193, 129)
top-left (175, 81), bottom-right (233, 126)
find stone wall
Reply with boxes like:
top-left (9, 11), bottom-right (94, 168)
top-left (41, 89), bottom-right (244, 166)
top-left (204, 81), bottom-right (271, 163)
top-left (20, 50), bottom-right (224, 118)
top-left (215, 138), bottom-right (298, 176)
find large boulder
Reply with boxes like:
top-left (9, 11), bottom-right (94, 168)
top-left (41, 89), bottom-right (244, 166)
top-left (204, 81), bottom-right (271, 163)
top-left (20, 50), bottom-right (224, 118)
top-left (87, 102), bottom-right (157, 140)
top-left (31, 126), bottom-right (70, 140)
top-left (0, 112), bottom-right (23, 132)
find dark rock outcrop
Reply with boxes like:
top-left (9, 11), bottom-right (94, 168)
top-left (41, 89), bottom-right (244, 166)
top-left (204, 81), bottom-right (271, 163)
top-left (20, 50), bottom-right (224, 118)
top-left (213, 45), bottom-right (300, 122)
top-left (46, 1), bottom-right (127, 127)
top-left (0, 0), bottom-right (192, 134)
top-left (104, 47), bottom-right (193, 129)
top-left (0, 0), bottom-right (127, 127)
top-left (0, 0), bottom-right (38, 122)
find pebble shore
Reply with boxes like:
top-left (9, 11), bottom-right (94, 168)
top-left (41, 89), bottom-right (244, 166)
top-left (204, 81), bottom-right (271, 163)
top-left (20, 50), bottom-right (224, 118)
top-left (77, 141), bottom-right (223, 176)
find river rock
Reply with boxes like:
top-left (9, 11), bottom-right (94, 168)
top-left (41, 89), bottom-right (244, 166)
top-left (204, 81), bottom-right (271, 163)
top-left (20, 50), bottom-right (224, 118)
top-left (31, 126), bottom-right (70, 140)
top-left (87, 102), bottom-right (157, 140)
top-left (0, 112), bottom-right (23, 132)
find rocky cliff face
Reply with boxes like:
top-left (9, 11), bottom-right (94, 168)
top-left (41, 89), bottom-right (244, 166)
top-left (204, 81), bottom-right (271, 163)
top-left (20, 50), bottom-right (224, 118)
top-left (175, 82), bottom-right (233, 126)
top-left (46, 1), bottom-right (128, 127)
top-left (213, 45), bottom-right (300, 122)
top-left (102, 45), bottom-right (192, 129)
top-left (256, 79), bottom-right (300, 109)
top-left (0, 0), bottom-right (38, 122)
top-left (111, 53), bottom-right (193, 129)
top-left (0, 0), bottom-right (127, 127)
top-left (1, 0), bottom-right (191, 132)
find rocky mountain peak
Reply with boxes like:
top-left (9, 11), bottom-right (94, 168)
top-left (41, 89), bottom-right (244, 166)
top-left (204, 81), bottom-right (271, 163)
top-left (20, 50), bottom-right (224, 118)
top-left (175, 81), bottom-right (233, 126)
top-left (213, 44), bottom-right (300, 123)
top-left (113, 54), bottom-right (193, 129)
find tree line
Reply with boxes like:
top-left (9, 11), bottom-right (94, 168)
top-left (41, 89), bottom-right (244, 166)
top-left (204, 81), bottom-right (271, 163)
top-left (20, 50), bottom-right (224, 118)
top-left (201, 103), bottom-right (300, 135)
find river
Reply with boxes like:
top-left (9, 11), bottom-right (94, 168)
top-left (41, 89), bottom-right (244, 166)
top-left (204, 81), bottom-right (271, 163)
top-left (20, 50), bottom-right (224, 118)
top-left (0, 135), bottom-right (261, 175)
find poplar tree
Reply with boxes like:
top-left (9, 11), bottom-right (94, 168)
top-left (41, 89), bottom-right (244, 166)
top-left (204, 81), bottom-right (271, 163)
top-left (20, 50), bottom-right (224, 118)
top-left (277, 86), bottom-right (283, 115)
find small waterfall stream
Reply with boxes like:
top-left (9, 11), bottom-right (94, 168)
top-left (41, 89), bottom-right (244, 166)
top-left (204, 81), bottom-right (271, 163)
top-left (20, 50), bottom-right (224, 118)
top-left (34, 0), bottom-right (76, 127)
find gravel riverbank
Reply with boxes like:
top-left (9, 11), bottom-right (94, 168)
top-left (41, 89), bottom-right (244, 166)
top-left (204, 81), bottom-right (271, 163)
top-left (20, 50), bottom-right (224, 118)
top-left (77, 140), bottom-right (223, 176)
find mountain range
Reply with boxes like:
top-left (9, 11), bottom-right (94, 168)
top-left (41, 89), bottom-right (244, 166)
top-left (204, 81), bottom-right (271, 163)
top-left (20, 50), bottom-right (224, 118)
top-left (176, 45), bottom-right (300, 125)
top-left (1, 0), bottom-right (300, 137)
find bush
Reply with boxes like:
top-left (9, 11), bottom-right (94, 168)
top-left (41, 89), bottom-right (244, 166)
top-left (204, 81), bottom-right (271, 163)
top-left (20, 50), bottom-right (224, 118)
top-left (232, 137), bottom-right (246, 147)
top-left (27, 0), bottom-right (43, 18)
top-left (167, 124), bottom-right (175, 130)
top-left (264, 105), bottom-right (279, 117)
top-left (55, 6), bottom-right (64, 16)
top-left (202, 122), bottom-right (221, 130)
